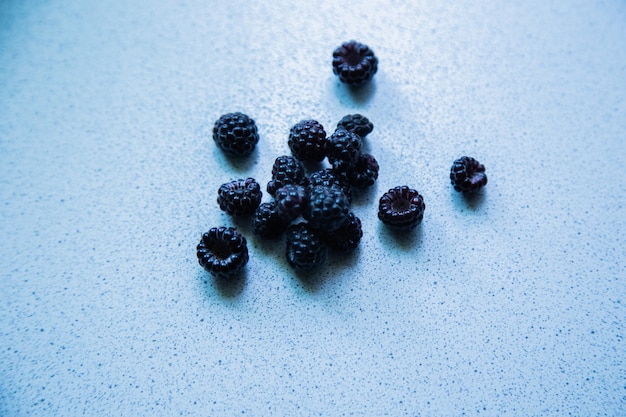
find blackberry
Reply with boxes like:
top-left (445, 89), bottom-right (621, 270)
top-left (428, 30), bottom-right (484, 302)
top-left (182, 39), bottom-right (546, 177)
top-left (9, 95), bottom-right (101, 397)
top-left (308, 168), bottom-right (352, 203)
top-left (327, 128), bottom-right (363, 172)
top-left (286, 222), bottom-right (327, 269)
top-left (378, 186), bottom-right (425, 230)
top-left (267, 155), bottom-right (307, 196)
top-left (337, 114), bottom-right (374, 138)
top-left (332, 40), bottom-right (378, 86)
top-left (217, 177), bottom-right (262, 217)
top-left (275, 184), bottom-right (310, 221)
top-left (253, 202), bottom-right (289, 238)
top-left (197, 227), bottom-right (249, 278)
top-left (303, 185), bottom-right (350, 232)
top-left (212, 112), bottom-right (259, 157)
top-left (288, 120), bottom-right (328, 162)
top-left (450, 156), bottom-right (488, 193)
top-left (324, 212), bottom-right (362, 251)
top-left (346, 153), bottom-right (379, 188)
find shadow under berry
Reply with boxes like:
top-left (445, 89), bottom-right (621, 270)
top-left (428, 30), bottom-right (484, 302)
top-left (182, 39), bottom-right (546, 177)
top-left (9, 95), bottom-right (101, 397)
top-left (207, 269), bottom-right (247, 299)
top-left (377, 221), bottom-right (423, 251)
top-left (331, 78), bottom-right (377, 107)
top-left (452, 188), bottom-right (487, 212)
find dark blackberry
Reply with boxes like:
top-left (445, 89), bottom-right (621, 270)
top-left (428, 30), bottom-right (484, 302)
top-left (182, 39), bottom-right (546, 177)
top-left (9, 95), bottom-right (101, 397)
top-left (336, 114), bottom-right (374, 138)
top-left (332, 41), bottom-right (378, 86)
top-left (275, 184), bottom-right (310, 221)
top-left (324, 212), bottom-right (362, 251)
top-left (327, 128), bottom-right (363, 172)
top-left (288, 120), bottom-right (328, 162)
top-left (346, 153), bottom-right (379, 188)
top-left (212, 112), bottom-right (259, 157)
top-left (197, 227), bottom-right (249, 278)
top-left (378, 186), bottom-right (425, 230)
top-left (303, 185), bottom-right (350, 232)
top-left (450, 156), bottom-right (488, 193)
top-left (308, 168), bottom-right (352, 203)
top-left (267, 155), bottom-right (307, 196)
top-left (253, 202), bottom-right (289, 238)
top-left (217, 177), bottom-right (262, 217)
top-left (286, 222), bottom-right (327, 269)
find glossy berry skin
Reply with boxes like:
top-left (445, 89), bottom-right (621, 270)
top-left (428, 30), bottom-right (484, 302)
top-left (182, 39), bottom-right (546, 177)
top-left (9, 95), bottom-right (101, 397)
top-left (275, 184), bottom-right (310, 221)
top-left (212, 112), bottom-right (259, 157)
top-left (450, 156), bottom-right (488, 193)
top-left (308, 168), bottom-right (352, 203)
top-left (332, 41), bottom-right (378, 86)
top-left (197, 227), bottom-right (249, 278)
top-left (303, 185), bottom-right (350, 232)
top-left (337, 114), bottom-right (374, 138)
top-left (286, 222), bottom-right (327, 269)
top-left (328, 128), bottom-right (363, 172)
top-left (346, 153), bottom-right (379, 188)
top-left (378, 186), bottom-right (425, 230)
top-left (217, 177), bottom-right (262, 217)
top-left (324, 212), bottom-right (363, 251)
top-left (288, 120), bottom-right (328, 162)
top-left (267, 155), bottom-right (307, 196)
top-left (253, 202), bottom-right (289, 238)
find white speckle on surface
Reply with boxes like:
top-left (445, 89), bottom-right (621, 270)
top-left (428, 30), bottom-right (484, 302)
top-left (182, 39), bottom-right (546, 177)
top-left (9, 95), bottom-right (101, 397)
top-left (1, 0), bottom-right (625, 415)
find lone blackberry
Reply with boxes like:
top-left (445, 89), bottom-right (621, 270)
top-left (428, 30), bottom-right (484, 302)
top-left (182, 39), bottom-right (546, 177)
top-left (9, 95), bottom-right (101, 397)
top-left (288, 120), bottom-right (328, 162)
top-left (303, 185), bottom-right (350, 232)
top-left (337, 114), bottom-right (374, 138)
top-left (286, 222), bottom-right (327, 269)
top-left (450, 156), bottom-right (488, 193)
top-left (332, 41), bottom-right (378, 86)
top-left (324, 212), bottom-right (363, 251)
top-left (253, 202), bottom-right (289, 238)
top-left (267, 155), bottom-right (307, 196)
top-left (378, 186), bottom-right (425, 230)
top-left (212, 112), bottom-right (259, 157)
top-left (327, 128), bottom-right (363, 172)
top-left (217, 177), bottom-right (262, 217)
top-left (197, 227), bottom-right (249, 278)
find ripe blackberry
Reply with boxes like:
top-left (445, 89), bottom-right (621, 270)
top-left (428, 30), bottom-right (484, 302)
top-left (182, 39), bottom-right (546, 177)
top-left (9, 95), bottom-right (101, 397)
top-left (197, 227), bottom-right (249, 278)
top-left (450, 156), bottom-right (488, 193)
top-left (308, 168), bottom-right (352, 203)
top-left (378, 186), bottom-right (425, 230)
top-left (324, 212), bottom-right (362, 251)
top-left (303, 185), bottom-right (350, 232)
top-left (267, 155), bottom-right (307, 196)
top-left (212, 112), bottom-right (259, 157)
top-left (217, 177), bottom-right (262, 217)
top-left (288, 120), bottom-right (328, 162)
top-left (336, 114), bottom-right (374, 138)
top-left (327, 128), bottom-right (363, 172)
top-left (286, 222), bottom-right (327, 269)
top-left (275, 184), bottom-right (310, 221)
top-left (253, 202), bottom-right (289, 238)
top-left (332, 40), bottom-right (378, 86)
top-left (346, 153), bottom-right (379, 188)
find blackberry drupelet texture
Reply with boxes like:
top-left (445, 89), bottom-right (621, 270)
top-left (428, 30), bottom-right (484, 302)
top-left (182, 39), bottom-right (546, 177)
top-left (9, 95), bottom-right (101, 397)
top-left (336, 114), bottom-right (374, 138)
top-left (197, 227), bottom-right (249, 278)
top-left (253, 202), bottom-right (289, 238)
top-left (324, 212), bottom-right (363, 251)
top-left (346, 153), bottom-right (379, 188)
top-left (217, 177), bottom-right (262, 217)
top-left (212, 112), bottom-right (259, 157)
top-left (303, 185), bottom-right (350, 232)
top-left (288, 120), bottom-right (328, 162)
top-left (274, 184), bottom-right (310, 221)
top-left (328, 128), bottom-right (363, 172)
top-left (450, 156), bottom-right (488, 193)
top-left (332, 41), bottom-right (378, 86)
top-left (308, 168), bottom-right (352, 203)
top-left (267, 155), bottom-right (308, 196)
top-left (378, 186), bottom-right (426, 230)
top-left (286, 222), bottom-right (327, 269)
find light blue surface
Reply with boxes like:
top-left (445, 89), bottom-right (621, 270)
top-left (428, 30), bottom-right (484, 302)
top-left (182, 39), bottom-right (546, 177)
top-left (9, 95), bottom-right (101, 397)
top-left (1, 0), bottom-right (625, 415)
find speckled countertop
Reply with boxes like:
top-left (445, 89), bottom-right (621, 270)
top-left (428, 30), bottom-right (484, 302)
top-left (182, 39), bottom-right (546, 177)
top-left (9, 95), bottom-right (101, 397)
top-left (1, 1), bottom-right (625, 415)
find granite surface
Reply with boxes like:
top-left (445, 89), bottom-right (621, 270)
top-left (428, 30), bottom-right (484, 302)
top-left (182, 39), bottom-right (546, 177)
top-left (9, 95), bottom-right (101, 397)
top-left (1, 0), bottom-right (625, 415)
